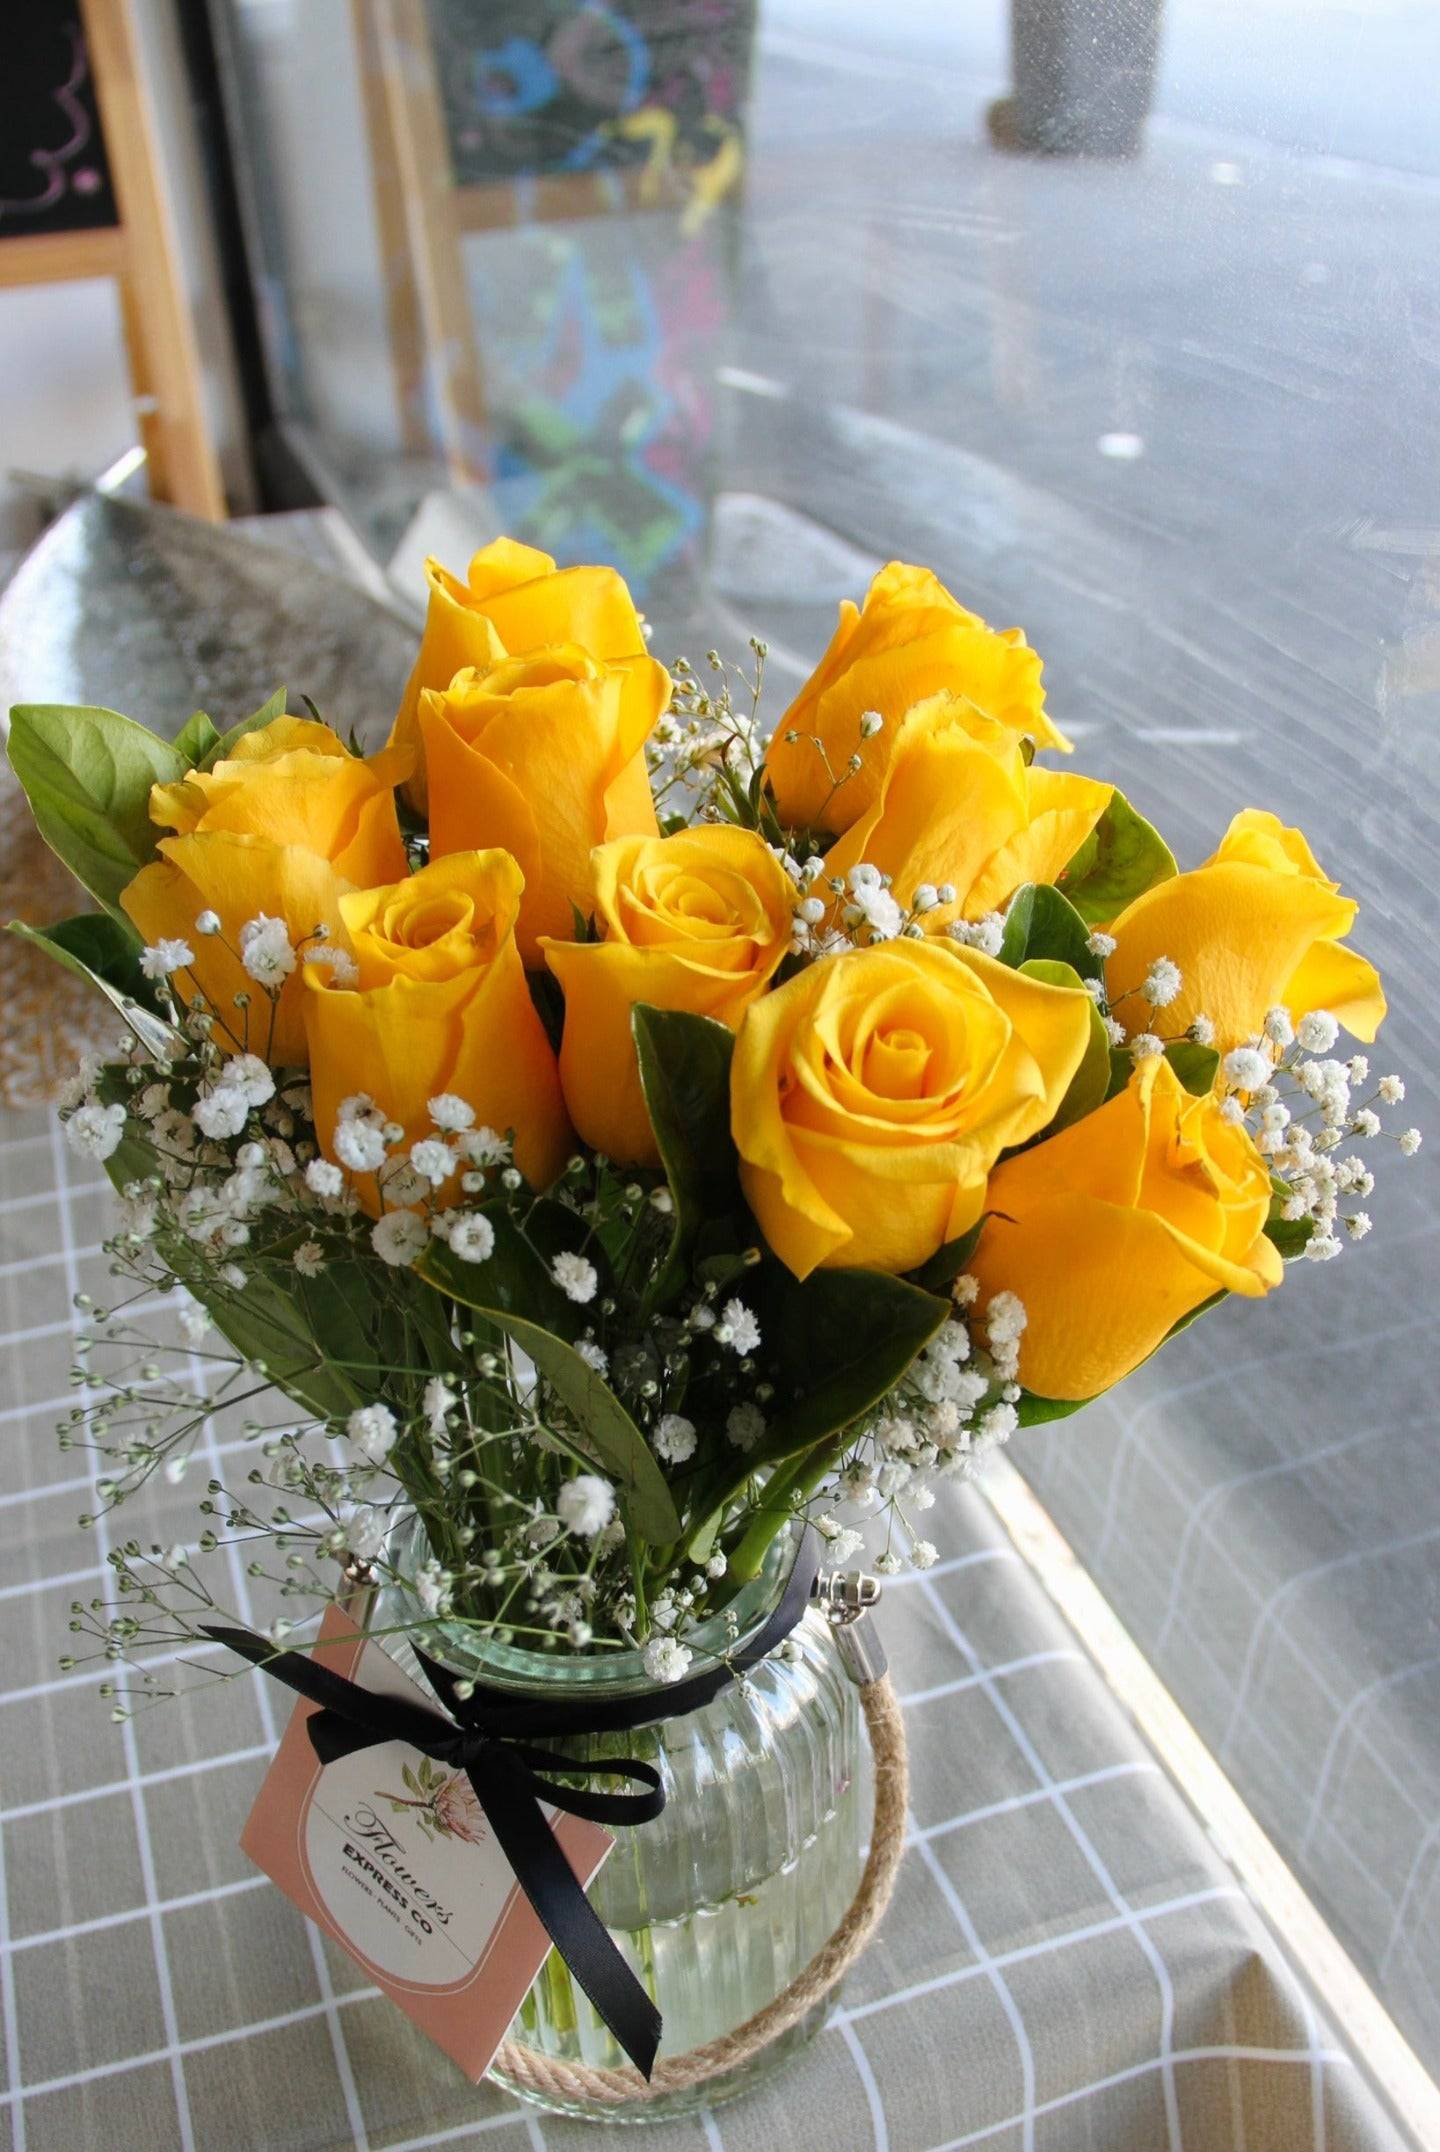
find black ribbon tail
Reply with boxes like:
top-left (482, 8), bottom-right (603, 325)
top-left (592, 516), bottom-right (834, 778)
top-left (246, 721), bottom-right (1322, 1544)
top-left (477, 1741), bottom-right (662, 2079)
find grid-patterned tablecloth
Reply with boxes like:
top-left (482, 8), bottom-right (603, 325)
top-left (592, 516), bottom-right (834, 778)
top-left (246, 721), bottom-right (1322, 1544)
top-left (0, 1102), bottom-right (1410, 2151)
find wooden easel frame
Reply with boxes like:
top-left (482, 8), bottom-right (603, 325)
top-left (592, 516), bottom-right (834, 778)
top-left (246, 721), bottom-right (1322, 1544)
top-left (350, 0), bottom-right (489, 485)
top-left (0, 0), bottom-right (226, 520)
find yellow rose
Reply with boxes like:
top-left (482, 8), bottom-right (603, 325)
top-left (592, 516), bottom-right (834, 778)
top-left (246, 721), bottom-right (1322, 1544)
top-left (1106, 809), bottom-right (1386, 1052)
top-left (389, 537), bottom-right (648, 809)
top-left (543, 826), bottom-right (795, 1165)
top-left (121, 718), bottom-right (408, 1067)
top-left (823, 692), bottom-right (1112, 925)
top-left (421, 646), bottom-right (670, 965)
top-left (967, 1055), bottom-right (1283, 1401)
top-left (304, 849), bottom-right (571, 1209)
top-left (763, 561), bottom-right (1071, 835)
top-left (730, 939), bottom-right (1092, 1278)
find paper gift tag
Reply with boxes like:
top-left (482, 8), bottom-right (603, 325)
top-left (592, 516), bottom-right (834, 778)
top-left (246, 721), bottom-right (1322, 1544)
top-left (240, 1605), bottom-right (615, 2081)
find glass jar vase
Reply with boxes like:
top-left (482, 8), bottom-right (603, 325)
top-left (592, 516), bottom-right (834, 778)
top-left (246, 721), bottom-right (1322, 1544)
top-left (374, 1527), bottom-right (865, 2125)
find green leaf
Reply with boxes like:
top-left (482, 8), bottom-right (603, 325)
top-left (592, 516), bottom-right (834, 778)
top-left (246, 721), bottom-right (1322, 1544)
top-left (1015, 1391), bottom-right (1090, 1428)
top-left (196, 688), bottom-right (289, 769)
top-left (1265, 1185), bottom-right (1315, 1260)
top-left (910, 1216), bottom-right (988, 1294)
top-left (173, 711), bottom-right (221, 764)
top-left (7, 917), bottom-right (178, 1060)
top-left (632, 1006), bottom-right (744, 1311)
top-left (419, 1246), bottom-right (682, 1542)
top-left (1057, 790), bottom-right (1176, 925)
top-left (749, 1262), bottom-right (950, 1464)
top-left (1018, 958), bottom-right (1112, 1134)
top-left (1104, 1044), bottom-right (1134, 1101)
top-left (401, 1762), bottom-right (421, 1795)
top-left (997, 884), bottom-right (1103, 984)
top-left (1164, 1040), bottom-right (1220, 1097)
top-left (6, 704), bottom-right (188, 921)
top-left (421, 1203), bottom-right (606, 1344)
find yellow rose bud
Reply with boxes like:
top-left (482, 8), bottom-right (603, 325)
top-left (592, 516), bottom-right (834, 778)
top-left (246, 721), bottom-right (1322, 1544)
top-left (823, 692), bottom-right (1112, 925)
top-left (764, 561), bottom-right (1071, 835)
top-left (389, 538), bottom-right (648, 809)
top-left (421, 645), bottom-right (670, 966)
top-left (967, 1056), bottom-right (1284, 1401)
top-left (304, 849), bottom-right (571, 1210)
top-left (121, 718), bottom-right (408, 1067)
top-left (1106, 809), bottom-right (1386, 1052)
top-left (542, 826), bottom-right (795, 1165)
top-left (730, 939), bottom-right (1093, 1279)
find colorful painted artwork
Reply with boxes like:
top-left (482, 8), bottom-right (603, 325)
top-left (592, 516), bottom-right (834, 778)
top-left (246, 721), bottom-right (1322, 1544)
top-left (430, 0), bottom-right (753, 194)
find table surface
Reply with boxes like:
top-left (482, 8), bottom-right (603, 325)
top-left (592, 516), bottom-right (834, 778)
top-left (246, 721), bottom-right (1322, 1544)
top-left (0, 1092), bottom-right (1411, 2150)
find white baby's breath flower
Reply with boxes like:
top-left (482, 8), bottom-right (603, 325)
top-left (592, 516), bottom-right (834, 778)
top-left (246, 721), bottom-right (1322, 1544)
top-left (909, 1539), bottom-right (938, 1570)
top-left (413, 1559), bottom-right (452, 1619)
top-left (654, 1413), bottom-right (697, 1463)
top-left (410, 1138), bottom-right (453, 1186)
top-left (443, 1212), bottom-right (496, 1264)
top-left (1219, 1097), bottom-right (1245, 1124)
top-left (428, 1093), bottom-right (474, 1131)
top-left (293, 1239), bottom-right (325, 1276)
top-left (194, 909), bottom-right (222, 937)
top-left (1345, 1212), bottom-right (1373, 1241)
top-left (334, 1118), bottom-right (387, 1173)
top-left (192, 1085), bottom-right (249, 1139)
top-left (858, 708), bottom-right (884, 738)
top-left (1351, 1108), bottom-right (1381, 1138)
top-left (1263, 1005), bottom-right (1294, 1047)
top-left (303, 945), bottom-right (359, 987)
top-left (552, 1252), bottom-right (598, 1304)
top-left (177, 1297), bottom-right (211, 1343)
top-left (65, 1100), bottom-right (126, 1161)
top-left (1189, 1013), bottom-right (1216, 1047)
top-left (346, 1402), bottom-right (398, 1466)
top-left (423, 1377), bottom-right (458, 1432)
top-left (1131, 1033), bottom-right (1164, 1062)
top-left (1378, 1075), bottom-right (1405, 1104)
top-left (1305, 1232), bottom-right (1343, 1261)
top-left (1222, 1046), bottom-right (1270, 1092)
top-left (1346, 1056), bottom-right (1369, 1085)
top-left (371, 1210), bottom-right (429, 1267)
top-left (648, 1186), bottom-right (674, 1215)
top-left (305, 1158), bottom-right (344, 1198)
top-left (557, 1474), bottom-right (616, 1537)
top-left (238, 913), bottom-right (296, 985)
top-left (642, 1636), bottom-right (693, 1684)
top-left (459, 1125), bottom-right (511, 1167)
top-left (227, 1055), bottom-right (276, 1107)
top-left (716, 1299), bottom-right (761, 1354)
top-left (140, 938), bottom-right (194, 980)
top-left (725, 1402), bottom-right (765, 1452)
top-left (1399, 1128), bottom-right (1422, 1157)
top-left (575, 1339), bottom-right (609, 1375)
top-left (1086, 930), bottom-right (1117, 959)
top-left (344, 1506), bottom-right (389, 1563)
top-left (1143, 957), bottom-right (1181, 1008)
top-left (1296, 1009), bottom-right (1339, 1054)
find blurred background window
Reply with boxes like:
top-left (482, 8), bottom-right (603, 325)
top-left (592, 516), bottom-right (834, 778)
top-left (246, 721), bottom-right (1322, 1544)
top-left (3, 0), bottom-right (1437, 2096)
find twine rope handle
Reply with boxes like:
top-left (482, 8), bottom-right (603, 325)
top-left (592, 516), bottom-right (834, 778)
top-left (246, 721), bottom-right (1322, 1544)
top-left (492, 1669), bottom-right (908, 2108)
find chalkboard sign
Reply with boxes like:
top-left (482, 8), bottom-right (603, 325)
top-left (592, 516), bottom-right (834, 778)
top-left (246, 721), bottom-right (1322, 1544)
top-left (0, 8), bottom-right (118, 237)
top-left (428, 0), bottom-right (754, 189)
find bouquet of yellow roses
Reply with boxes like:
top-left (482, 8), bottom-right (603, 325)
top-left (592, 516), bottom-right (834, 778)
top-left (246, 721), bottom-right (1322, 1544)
top-left (7, 541), bottom-right (1415, 1680)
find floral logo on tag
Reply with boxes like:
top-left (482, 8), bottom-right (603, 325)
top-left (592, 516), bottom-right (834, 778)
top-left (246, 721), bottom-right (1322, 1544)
top-left (376, 1758), bottom-right (487, 1846)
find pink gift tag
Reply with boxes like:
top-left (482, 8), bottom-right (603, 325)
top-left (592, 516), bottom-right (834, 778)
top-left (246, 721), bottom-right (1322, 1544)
top-left (240, 1605), bottom-right (615, 2080)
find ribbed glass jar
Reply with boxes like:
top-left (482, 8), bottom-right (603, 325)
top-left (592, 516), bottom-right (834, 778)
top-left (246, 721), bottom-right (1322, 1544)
top-left (373, 1527), bottom-right (865, 2125)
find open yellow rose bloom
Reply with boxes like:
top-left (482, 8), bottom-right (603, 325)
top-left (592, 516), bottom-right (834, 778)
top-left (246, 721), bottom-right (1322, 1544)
top-left (105, 540), bottom-right (1393, 1425)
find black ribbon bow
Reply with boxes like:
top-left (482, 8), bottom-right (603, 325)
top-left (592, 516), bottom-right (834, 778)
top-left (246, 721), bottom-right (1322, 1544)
top-left (202, 1532), bottom-right (819, 2080)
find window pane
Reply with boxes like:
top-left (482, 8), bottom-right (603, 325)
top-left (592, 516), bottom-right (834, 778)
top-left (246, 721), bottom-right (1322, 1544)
top-left (217, 0), bottom-right (1440, 2069)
